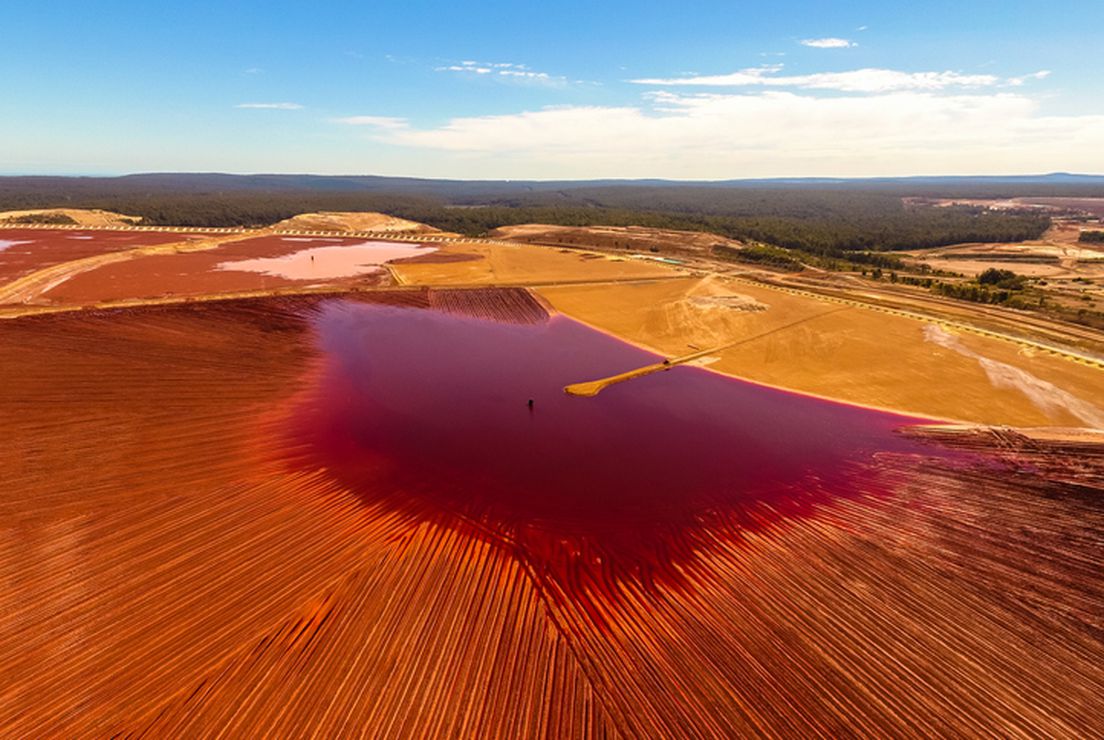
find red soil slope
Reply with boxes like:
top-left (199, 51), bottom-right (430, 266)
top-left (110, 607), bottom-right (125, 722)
top-left (1, 289), bottom-right (1101, 736)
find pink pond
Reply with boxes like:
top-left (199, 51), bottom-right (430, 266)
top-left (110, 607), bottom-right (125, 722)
top-left (217, 241), bottom-right (435, 280)
top-left (280, 298), bottom-right (948, 612)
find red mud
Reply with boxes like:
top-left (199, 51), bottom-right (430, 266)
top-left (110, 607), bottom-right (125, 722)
top-left (0, 228), bottom-right (204, 282)
top-left (282, 299), bottom-right (942, 612)
top-left (42, 235), bottom-right (430, 302)
top-left (3, 289), bottom-right (1102, 736)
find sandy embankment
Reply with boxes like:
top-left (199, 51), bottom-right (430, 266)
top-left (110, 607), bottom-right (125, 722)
top-left (389, 240), bottom-right (679, 285)
top-left (540, 275), bottom-right (1104, 428)
top-left (272, 211), bottom-right (443, 234)
top-left (0, 208), bottom-right (142, 227)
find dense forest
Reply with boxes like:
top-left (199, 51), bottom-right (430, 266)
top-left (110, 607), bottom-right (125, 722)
top-left (0, 175), bottom-right (1056, 255)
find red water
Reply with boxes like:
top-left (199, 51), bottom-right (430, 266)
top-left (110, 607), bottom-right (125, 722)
top-left (283, 299), bottom-right (941, 607)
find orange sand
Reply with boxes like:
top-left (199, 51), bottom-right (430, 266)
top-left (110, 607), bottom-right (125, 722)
top-left (539, 276), bottom-right (1104, 427)
top-left (390, 240), bottom-right (680, 285)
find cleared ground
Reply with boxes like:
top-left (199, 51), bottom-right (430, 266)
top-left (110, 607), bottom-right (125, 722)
top-left (389, 239), bottom-right (678, 285)
top-left (902, 234), bottom-right (1104, 280)
top-left (491, 223), bottom-right (741, 257)
top-left (0, 207), bottom-right (140, 227)
top-left (538, 276), bottom-right (1104, 427)
top-left (893, 219), bottom-right (1104, 324)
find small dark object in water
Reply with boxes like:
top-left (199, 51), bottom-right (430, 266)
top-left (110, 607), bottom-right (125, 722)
top-left (528, 399), bottom-right (534, 408)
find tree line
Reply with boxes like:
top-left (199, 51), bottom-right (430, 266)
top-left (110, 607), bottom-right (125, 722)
top-left (0, 184), bottom-right (1050, 255)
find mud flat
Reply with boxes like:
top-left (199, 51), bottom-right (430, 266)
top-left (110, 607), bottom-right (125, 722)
top-left (41, 236), bottom-right (432, 303)
top-left (0, 227), bottom-right (204, 283)
top-left (1, 288), bottom-right (1102, 735)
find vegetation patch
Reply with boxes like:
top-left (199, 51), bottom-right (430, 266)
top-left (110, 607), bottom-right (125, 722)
top-left (2, 213), bottom-right (78, 225)
top-left (977, 268), bottom-right (1028, 290)
top-left (931, 268), bottom-right (1028, 305)
top-left (711, 244), bottom-right (803, 272)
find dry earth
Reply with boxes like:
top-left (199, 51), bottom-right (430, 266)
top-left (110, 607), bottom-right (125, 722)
top-left (491, 223), bottom-right (742, 258)
top-left (538, 276), bottom-right (1104, 427)
top-left (272, 210), bottom-right (444, 233)
top-left (389, 239), bottom-right (678, 286)
top-left (0, 208), bottom-right (141, 226)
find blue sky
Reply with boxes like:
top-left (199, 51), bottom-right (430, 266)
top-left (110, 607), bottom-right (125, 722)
top-left (2, 1), bottom-right (1103, 178)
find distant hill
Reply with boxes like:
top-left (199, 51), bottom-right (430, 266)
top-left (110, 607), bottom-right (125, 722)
top-left (2, 172), bottom-right (1104, 204)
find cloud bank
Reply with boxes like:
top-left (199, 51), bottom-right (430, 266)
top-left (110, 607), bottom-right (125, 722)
top-left (338, 87), bottom-right (1104, 179)
top-left (630, 66), bottom-right (1047, 93)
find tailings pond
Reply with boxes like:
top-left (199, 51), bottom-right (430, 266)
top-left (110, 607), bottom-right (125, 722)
top-left (283, 296), bottom-right (943, 601)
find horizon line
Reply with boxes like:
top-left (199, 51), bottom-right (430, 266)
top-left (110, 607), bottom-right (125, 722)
top-left (2, 170), bottom-right (1104, 184)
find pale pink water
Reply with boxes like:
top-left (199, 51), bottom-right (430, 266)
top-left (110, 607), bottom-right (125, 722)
top-left (217, 241), bottom-right (436, 280)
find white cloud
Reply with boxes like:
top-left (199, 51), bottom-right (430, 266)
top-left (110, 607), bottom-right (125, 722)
top-left (333, 115), bottom-right (409, 130)
top-left (344, 90), bottom-right (1104, 179)
top-left (235, 102), bottom-right (303, 110)
top-left (800, 38), bottom-right (857, 49)
top-left (629, 66), bottom-right (1051, 93)
top-left (1008, 70), bottom-right (1052, 86)
top-left (436, 60), bottom-right (569, 87)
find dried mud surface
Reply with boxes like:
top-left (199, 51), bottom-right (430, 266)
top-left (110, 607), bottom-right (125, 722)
top-left (40, 235), bottom-right (421, 303)
top-left (0, 228), bottom-right (203, 283)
